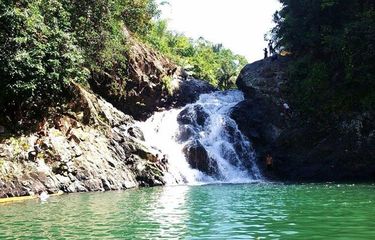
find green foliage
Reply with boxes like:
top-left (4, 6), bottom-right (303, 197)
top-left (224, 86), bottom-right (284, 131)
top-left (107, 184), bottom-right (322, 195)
top-left (145, 20), bottom-right (247, 89)
top-left (0, 0), bottom-right (159, 125)
top-left (0, 0), bottom-right (246, 130)
top-left (162, 75), bottom-right (173, 95)
top-left (0, 0), bottom-right (88, 120)
top-left (272, 0), bottom-right (375, 120)
top-left (67, 0), bottom-right (158, 73)
top-left (120, 0), bottom-right (160, 35)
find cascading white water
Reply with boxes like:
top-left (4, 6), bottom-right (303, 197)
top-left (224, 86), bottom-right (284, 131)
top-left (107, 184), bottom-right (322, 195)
top-left (137, 90), bottom-right (262, 185)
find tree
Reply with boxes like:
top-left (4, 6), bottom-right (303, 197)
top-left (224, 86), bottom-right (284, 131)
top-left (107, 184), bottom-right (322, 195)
top-left (145, 21), bottom-right (248, 89)
top-left (0, 0), bottom-right (87, 122)
top-left (271, 0), bottom-right (375, 121)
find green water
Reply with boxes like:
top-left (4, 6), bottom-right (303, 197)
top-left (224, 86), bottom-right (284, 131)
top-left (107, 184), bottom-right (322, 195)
top-left (1, 183), bottom-right (375, 239)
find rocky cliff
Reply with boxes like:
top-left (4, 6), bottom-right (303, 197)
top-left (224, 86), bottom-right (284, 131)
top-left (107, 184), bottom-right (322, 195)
top-left (0, 29), bottom-right (216, 198)
top-left (0, 85), bottom-right (167, 198)
top-left (89, 28), bottom-right (215, 121)
top-left (233, 56), bottom-right (375, 182)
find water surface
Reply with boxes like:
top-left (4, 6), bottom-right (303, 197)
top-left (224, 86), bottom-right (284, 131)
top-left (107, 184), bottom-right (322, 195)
top-left (1, 183), bottom-right (374, 239)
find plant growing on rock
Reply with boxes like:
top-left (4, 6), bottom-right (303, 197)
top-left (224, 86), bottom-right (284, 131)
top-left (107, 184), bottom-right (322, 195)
top-left (0, 0), bottom-right (88, 124)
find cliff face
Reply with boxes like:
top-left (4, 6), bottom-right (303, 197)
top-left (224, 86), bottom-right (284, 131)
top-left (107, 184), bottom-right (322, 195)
top-left (0, 85), bottom-right (167, 198)
top-left (90, 28), bottom-right (215, 121)
top-left (233, 56), bottom-right (375, 182)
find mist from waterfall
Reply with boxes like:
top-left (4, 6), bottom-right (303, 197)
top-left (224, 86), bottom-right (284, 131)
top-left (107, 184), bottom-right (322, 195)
top-left (137, 90), bottom-right (262, 185)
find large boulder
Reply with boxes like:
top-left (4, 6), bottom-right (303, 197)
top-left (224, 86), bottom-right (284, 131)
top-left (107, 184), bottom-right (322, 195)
top-left (233, 56), bottom-right (291, 176)
top-left (236, 56), bottom-right (290, 98)
top-left (230, 96), bottom-right (285, 156)
top-left (169, 78), bottom-right (216, 109)
top-left (176, 104), bottom-right (209, 143)
top-left (234, 56), bottom-right (375, 182)
top-left (182, 140), bottom-right (219, 176)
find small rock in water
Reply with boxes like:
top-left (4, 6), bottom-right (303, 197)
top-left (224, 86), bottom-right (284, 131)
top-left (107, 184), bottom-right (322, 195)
top-left (0, 125), bottom-right (5, 134)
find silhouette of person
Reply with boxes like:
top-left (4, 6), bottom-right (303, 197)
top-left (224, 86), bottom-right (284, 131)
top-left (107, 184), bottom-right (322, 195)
top-left (268, 40), bottom-right (274, 55)
top-left (161, 155), bottom-right (168, 165)
top-left (161, 154), bottom-right (169, 171)
top-left (264, 48), bottom-right (268, 59)
top-left (266, 154), bottom-right (273, 171)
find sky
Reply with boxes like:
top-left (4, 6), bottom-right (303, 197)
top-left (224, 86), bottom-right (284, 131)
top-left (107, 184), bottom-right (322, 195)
top-left (158, 0), bottom-right (282, 63)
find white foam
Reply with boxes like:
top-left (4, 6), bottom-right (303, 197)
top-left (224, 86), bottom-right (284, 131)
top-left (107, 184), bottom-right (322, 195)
top-left (137, 90), bottom-right (262, 185)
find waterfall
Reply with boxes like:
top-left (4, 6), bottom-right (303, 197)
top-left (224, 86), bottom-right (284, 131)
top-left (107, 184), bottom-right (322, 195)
top-left (137, 90), bottom-right (262, 184)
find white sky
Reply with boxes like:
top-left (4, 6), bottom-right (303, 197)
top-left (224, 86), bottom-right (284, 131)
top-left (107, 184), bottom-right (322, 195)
top-left (158, 0), bottom-right (282, 63)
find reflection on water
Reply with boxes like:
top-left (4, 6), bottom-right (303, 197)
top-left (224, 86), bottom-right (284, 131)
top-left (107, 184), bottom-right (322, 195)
top-left (149, 186), bottom-right (189, 239)
top-left (0, 184), bottom-right (375, 239)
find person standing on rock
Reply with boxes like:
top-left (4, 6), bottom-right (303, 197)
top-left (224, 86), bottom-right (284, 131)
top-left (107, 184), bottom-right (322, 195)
top-left (268, 40), bottom-right (278, 61)
top-left (154, 154), bottom-right (159, 163)
top-left (268, 40), bottom-right (274, 55)
top-left (266, 154), bottom-right (273, 171)
top-left (264, 48), bottom-right (268, 59)
top-left (161, 154), bottom-right (169, 172)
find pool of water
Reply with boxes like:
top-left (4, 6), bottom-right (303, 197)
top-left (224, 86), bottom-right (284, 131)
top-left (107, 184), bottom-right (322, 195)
top-left (1, 183), bottom-right (375, 239)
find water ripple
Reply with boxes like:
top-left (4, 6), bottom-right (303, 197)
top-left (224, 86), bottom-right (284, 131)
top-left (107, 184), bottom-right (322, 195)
top-left (0, 184), bottom-right (375, 239)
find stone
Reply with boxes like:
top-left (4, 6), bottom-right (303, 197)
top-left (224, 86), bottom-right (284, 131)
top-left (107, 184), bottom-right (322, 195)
top-left (177, 125), bottom-right (197, 142)
top-left (127, 126), bottom-right (145, 140)
top-left (177, 105), bottom-right (209, 128)
top-left (28, 151), bottom-right (37, 161)
top-left (234, 56), bottom-right (375, 182)
top-left (183, 140), bottom-right (219, 176)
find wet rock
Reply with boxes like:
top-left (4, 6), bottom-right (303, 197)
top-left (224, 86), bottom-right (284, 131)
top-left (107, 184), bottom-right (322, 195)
top-left (183, 140), bottom-right (219, 176)
top-left (177, 125), bottom-right (197, 142)
top-left (177, 105), bottom-right (209, 128)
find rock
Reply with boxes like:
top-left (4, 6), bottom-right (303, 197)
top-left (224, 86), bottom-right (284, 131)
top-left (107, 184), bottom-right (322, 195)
top-left (177, 125), bottom-right (197, 142)
top-left (236, 56), bottom-right (290, 98)
top-left (88, 27), bottom-right (175, 121)
top-left (231, 97), bottom-right (285, 155)
top-left (127, 126), bottom-right (144, 140)
top-left (89, 27), bottom-right (216, 121)
top-left (0, 88), bottom-right (172, 198)
top-left (183, 140), bottom-right (219, 176)
top-left (234, 56), bottom-right (375, 182)
top-left (177, 105), bottom-right (209, 128)
top-left (169, 78), bottom-right (216, 109)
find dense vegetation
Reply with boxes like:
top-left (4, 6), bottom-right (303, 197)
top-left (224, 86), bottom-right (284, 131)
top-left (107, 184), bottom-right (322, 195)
top-left (0, 0), bottom-right (157, 123)
top-left (0, 0), bottom-right (247, 128)
top-left (271, 0), bottom-right (375, 123)
top-left (145, 20), bottom-right (247, 89)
